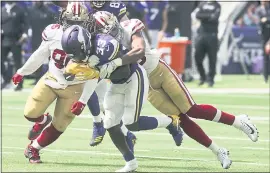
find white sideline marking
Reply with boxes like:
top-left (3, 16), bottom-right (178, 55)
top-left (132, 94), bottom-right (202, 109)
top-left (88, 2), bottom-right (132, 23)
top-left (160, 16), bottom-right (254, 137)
top-left (2, 146), bottom-right (269, 167)
top-left (3, 123), bottom-right (270, 142)
top-left (188, 88), bottom-right (269, 94)
top-left (2, 152), bottom-right (14, 154)
top-left (2, 88), bottom-right (269, 94)
top-left (175, 146), bottom-right (269, 151)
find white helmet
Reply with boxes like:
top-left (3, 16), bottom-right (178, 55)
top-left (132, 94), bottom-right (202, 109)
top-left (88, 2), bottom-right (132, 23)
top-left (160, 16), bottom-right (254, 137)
top-left (93, 11), bottom-right (123, 41)
top-left (61, 2), bottom-right (89, 29)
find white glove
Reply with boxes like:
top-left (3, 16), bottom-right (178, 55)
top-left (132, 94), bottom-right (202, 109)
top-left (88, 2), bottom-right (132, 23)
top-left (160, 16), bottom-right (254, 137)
top-left (87, 54), bottom-right (100, 68)
top-left (99, 58), bottom-right (122, 79)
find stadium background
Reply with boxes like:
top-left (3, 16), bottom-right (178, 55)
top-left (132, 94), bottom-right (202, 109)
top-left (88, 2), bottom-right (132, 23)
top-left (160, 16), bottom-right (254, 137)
top-left (1, 1), bottom-right (269, 172)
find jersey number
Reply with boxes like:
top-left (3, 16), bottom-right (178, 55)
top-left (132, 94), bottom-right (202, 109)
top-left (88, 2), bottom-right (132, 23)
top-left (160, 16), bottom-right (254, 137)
top-left (150, 8), bottom-right (159, 20)
top-left (139, 56), bottom-right (146, 65)
top-left (110, 2), bottom-right (120, 8)
top-left (51, 49), bottom-right (69, 69)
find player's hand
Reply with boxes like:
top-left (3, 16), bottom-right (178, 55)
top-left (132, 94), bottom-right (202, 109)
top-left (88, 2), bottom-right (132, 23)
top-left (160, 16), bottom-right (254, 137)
top-left (12, 73), bottom-right (24, 85)
top-left (87, 54), bottom-right (100, 68)
top-left (71, 101), bottom-right (86, 116)
top-left (99, 58), bottom-right (122, 79)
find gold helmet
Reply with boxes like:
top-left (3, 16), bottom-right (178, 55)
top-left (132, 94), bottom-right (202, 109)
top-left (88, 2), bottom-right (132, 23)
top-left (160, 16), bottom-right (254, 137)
top-left (61, 2), bottom-right (89, 30)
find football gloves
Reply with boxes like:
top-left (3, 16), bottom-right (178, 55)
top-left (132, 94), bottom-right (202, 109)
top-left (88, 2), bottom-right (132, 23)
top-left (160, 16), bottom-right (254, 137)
top-left (12, 73), bottom-right (24, 85)
top-left (99, 58), bottom-right (122, 79)
top-left (71, 101), bottom-right (86, 115)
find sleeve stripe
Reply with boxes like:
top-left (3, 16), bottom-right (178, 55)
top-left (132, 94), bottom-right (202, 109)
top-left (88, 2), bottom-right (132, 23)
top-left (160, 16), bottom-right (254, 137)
top-left (132, 21), bottom-right (143, 32)
top-left (42, 31), bottom-right (48, 41)
top-left (132, 24), bottom-right (145, 34)
top-left (109, 39), bottom-right (120, 61)
top-left (118, 7), bottom-right (126, 16)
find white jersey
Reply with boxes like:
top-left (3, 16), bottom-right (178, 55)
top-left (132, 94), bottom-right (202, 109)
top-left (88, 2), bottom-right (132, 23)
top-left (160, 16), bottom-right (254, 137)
top-left (17, 24), bottom-right (87, 89)
top-left (120, 19), bottom-right (160, 75)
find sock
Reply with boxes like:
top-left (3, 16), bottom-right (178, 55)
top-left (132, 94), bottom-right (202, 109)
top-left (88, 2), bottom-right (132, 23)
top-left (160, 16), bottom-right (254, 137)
top-left (24, 115), bottom-right (44, 123)
top-left (208, 141), bottom-right (220, 155)
top-left (87, 91), bottom-right (101, 117)
top-left (186, 104), bottom-right (235, 125)
top-left (180, 114), bottom-right (212, 147)
top-left (121, 124), bottom-right (129, 136)
top-left (32, 124), bottom-right (63, 149)
top-left (137, 116), bottom-right (158, 130)
top-left (107, 124), bottom-right (134, 162)
top-left (155, 115), bottom-right (172, 128)
top-left (92, 112), bottom-right (103, 123)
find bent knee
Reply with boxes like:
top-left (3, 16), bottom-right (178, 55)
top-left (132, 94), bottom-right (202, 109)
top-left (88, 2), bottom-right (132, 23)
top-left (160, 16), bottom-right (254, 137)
top-left (52, 115), bottom-right (75, 132)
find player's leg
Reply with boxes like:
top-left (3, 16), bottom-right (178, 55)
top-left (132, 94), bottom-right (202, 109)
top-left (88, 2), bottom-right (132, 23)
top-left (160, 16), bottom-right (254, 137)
top-left (88, 80), bottom-right (109, 146)
top-left (160, 60), bottom-right (258, 142)
top-left (155, 61), bottom-right (231, 168)
top-left (122, 66), bottom-right (180, 139)
top-left (26, 83), bottom-right (84, 163)
top-left (24, 76), bottom-right (55, 140)
top-left (103, 87), bottom-right (137, 172)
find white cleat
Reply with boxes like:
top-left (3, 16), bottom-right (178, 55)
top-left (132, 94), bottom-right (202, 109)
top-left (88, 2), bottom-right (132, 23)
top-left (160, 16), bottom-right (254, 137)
top-left (217, 148), bottom-right (232, 169)
top-left (235, 114), bottom-right (259, 142)
top-left (115, 159), bottom-right (138, 172)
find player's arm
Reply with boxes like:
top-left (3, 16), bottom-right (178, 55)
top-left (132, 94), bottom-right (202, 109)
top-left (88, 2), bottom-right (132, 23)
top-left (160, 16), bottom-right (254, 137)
top-left (118, 2), bottom-right (129, 22)
top-left (117, 32), bottom-right (145, 66)
top-left (112, 20), bottom-right (146, 66)
top-left (12, 41), bottom-right (50, 85)
top-left (17, 41), bottom-right (50, 76)
top-left (71, 78), bottom-right (99, 115)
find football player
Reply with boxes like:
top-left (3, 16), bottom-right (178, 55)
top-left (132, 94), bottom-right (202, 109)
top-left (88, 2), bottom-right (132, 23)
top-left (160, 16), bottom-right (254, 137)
top-left (11, 2), bottom-right (100, 163)
top-left (90, 11), bottom-right (259, 169)
top-left (88, 0), bottom-right (128, 22)
top-left (62, 23), bottom-right (183, 171)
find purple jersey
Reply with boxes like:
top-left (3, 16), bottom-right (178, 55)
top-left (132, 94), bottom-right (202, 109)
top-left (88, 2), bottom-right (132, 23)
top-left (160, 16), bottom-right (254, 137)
top-left (86, 1), bottom-right (126, 22)
top-left (144, 1), bottom-right (169, 30)
top-left (94, 34), bottom-right (138, 83)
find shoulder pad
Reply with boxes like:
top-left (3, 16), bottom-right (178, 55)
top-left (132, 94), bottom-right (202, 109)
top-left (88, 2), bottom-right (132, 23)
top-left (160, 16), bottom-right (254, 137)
top-left (129, 19), bottom-right (145, 35)
top-left (42, 24), bottom-right (63, 41)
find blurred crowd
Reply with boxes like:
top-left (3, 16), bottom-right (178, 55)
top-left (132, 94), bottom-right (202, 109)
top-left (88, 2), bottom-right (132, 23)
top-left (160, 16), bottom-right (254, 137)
top-left (1, 1), bottom-right (269, 91)
top-left (235, 1), bottom-right (269, 27)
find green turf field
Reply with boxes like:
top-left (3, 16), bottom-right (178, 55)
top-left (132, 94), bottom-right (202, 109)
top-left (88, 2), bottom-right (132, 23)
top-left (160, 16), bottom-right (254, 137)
top-left (1, 75), bottom-right (269, 172)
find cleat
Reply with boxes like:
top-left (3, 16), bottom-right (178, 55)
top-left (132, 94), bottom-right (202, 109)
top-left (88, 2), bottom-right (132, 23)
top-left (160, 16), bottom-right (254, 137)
top-left (126, 131), bottom-right (137, 153)
top-left (90, 121), bottom-right (106, 146)
top-left (115, 159), bottom-right (138, 172)
top-left (28, 113), bottom-right (52, 140)
top-left (235, 114), bottom-right (259, 142)
top-left (217, 148), bottom-right (232, 169)
top-left (166, 115), bottom-right (183, 146)
top-left (24, 144), bottom-right (42, 163)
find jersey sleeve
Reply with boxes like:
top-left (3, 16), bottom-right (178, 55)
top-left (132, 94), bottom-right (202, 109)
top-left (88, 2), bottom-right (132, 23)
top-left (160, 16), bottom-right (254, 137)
top-left (130, 19), bottom-right (145, 35)
top-left (17, 41), bottom-right (50, 76)
top-left (78, 79), bottom-right (99, 104)
top-left (42, 24), bottom-right (62, 41)
top-left (117, 2), bottom-right (127, 21)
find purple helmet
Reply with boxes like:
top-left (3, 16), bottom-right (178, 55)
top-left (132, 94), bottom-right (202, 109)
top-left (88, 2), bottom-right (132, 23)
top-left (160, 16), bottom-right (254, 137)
top-left (61, 25), bottom-right (93, 62)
